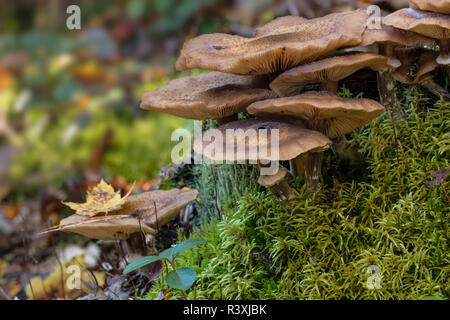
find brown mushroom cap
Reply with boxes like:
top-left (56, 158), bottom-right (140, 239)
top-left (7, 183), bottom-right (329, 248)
top-left (140, 72), bottom-right (275, 120)
top-left (258, 165), bottom-right (289, 187)
top-left (58, 214), bottom-right (156, 240)
top-left (383, 8), bottom-right (450, 39)
top-left (193, 119), bottom-right (331, 162)
top-left (360, 23), bottom-right (434, 47)
top-left (247, 92), bottom-right (385, 139)
top-left (410, 0), bottom-right (450, 15)
top-left (269, 53), bottom-right (393, 96)
top-left (58, 189), bottom-right (198, 240)
top-left (111, 189), bottom-right (199, 227)
top-left (392, 49), bottom-right (439, 84)
top-left (176, 10), bottom-right (369, 75)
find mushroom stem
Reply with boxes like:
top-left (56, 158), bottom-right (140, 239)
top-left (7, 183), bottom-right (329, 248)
top-left (304, 152), bottom-right (323, 191)
top-left (216, 114), bottom-right (238, 126)
top-left (321, 81), bottom-right (338, 93)
top-left (437, 39), bottom-right (449, 66)
top-left (420, 80), bottom-right (450, 100)
top-left (376, 43), bottom-right (403, 119)
top-left (292, 153), bottom-right (307, 177)
top-left (376, 70), bottom-right (403, 119)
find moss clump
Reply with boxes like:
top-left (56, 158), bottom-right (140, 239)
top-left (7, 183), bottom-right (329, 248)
top-left (165, 87), bottom-right (449, 300)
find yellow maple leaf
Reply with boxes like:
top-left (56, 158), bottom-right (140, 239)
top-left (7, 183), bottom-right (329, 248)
top-left (63, 179), bottom-right (134, 217)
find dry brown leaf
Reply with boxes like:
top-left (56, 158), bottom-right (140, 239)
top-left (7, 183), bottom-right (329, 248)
top-left (63, 179), bottom-right (134, 217)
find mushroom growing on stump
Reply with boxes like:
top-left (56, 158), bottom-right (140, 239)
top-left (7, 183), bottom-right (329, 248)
top-left (247, 92), bottom-right (385, 188)
top-left (384, 8), bottom-right (450, 66)
top-left (193, 119), bottom-right (331, 195)
top-left (175, 10), bottom-right (369, 75)
top-left (48, 189), bottom-right (198, 252)
top-left (269, 52), bottom-right (395, 96)
top-left (140, 72), bottom-right (275, 125)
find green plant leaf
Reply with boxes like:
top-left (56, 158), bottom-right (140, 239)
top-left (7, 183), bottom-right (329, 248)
top-left (165, 268), bottom-right (196, 290)
top-left (158, 247), bottom-right (175, 261)
top-left (123, 256), bottom-right (161, 275)
top-left (172, 239), bottom-right (206, 257)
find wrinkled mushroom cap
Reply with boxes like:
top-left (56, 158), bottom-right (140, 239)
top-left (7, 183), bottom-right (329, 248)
top-left (58, 189), bottom-right (198, 240)
top-left (392, 49), bottom-right (439, 84)
top-left (140, 72), bottom-right (274, 120)
top-left (383, 8), bottom-right (450, 39)
top-left (193, 119), bottom-right (331, 162)
top-left (410, 0), bottom-right (450, 15)
top-left (176, 10), bottom-right (369, 75)
top-left (247, 92), bottom-right (385, 139)
top-left (270, 53), bottom-right (393, 96)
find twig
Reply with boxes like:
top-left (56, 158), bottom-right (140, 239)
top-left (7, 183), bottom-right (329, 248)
top-left (421, 80), bottom-right (450, 101)
top-left (440, 182), bottom-right (450, 203)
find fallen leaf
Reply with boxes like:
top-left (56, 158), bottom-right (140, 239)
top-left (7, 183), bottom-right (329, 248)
top-left (63, 179), bottom-right (134, 217)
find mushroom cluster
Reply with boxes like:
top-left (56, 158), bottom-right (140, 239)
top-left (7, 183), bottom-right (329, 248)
top-left (141, 4), bottom-right (449, 197)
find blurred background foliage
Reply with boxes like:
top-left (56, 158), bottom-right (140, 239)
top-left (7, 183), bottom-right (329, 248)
top-left (0, 0), bottom-right (365, 201)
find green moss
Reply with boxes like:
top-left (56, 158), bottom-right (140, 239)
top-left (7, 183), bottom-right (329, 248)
top-left (161, 86), bottom-right (449, 300)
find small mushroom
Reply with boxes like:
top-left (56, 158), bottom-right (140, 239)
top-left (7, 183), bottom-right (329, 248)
top-left (140, 72), bottom-right (275, 125)
top-left (384, 8), bottom-right (450, 65)
top-left (409, 0), bottom-right (450, 15)
top-left (247, 92), bottom-right (385, 189)
top-left (392, 48), bottom-right (450, 99)
top-left (176, 10), bottom-right (369, 75)
top-left (269, 52), bottom-right (394, 96)
top-left (53, 189), bottom-right (198, 241)
top-left (193, 119), bottom-right (331, 195)
top-left (357, 22), bottom-right (434, 117)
